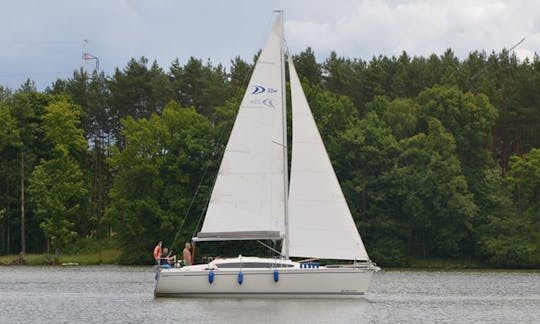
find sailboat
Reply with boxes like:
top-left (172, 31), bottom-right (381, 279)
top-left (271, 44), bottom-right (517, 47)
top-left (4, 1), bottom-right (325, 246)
top-left (154, 12), bottom-right (379, 298)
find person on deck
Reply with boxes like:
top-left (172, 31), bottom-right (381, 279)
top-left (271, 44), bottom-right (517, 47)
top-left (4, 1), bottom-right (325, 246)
top-left (153, 241), bottom-right (162, 265)
top-left (183, 242), bottom-right (192, 266)
top-left (160, 247), bottom-right (173, 268)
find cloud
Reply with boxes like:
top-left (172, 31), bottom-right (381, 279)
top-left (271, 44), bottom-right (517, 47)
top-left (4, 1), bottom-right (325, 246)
top-left (1, 0), bottom-right (539, 89)
top-left (285, 0), bottom-right (540, 60)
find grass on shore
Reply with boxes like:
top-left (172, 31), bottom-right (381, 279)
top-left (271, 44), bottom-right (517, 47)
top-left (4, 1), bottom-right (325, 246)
top-left (0, 249), bottom-right (120, 265)
top-left (407, 257), bottom-right (483, 269)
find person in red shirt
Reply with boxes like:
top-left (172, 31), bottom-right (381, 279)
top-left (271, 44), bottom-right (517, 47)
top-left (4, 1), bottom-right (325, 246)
top-left (153, 241), bottom-right (162, 264)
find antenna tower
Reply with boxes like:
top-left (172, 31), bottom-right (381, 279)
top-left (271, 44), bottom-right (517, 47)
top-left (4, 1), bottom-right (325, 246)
top-left (82, 39), bottom-right (100, 78)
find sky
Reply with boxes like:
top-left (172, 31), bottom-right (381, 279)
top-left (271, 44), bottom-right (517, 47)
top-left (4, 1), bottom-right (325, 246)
top-left (1, 0), bottom-right (539, 90)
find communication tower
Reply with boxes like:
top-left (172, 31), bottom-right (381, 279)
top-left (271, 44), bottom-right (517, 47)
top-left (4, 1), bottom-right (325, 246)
top-left (82, 39), bottom-right (100, 78)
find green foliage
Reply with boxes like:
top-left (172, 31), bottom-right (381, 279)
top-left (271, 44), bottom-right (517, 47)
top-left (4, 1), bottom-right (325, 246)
top-left (109, 57), bottom-right (174, 148)
top-left (107, 102), bottom-right (215, 263)
top-left (293, 47), bottom-right (322, 86)
top-left (0, 103), bottom-right (22, 152)
top-left (476, 148), bottom-right (540, 267)
top-left (417, 85), bottom-right (497, 174)
top-left (42, 101), bottom-right (86, 156)
top-left (382, 98), bottom-right (419, 140)
top-left (2, 48), bottom-right (540, 268)
top-left (28, 99), bottom-right (87, 253)
top-left (229, 56), bottom-right (253, 95)
top-left (388, 119), bottom-right (476, 257)
top-left (170, 57), bottom-right (228, 117)
top-left (508, 148), bottom-right (540, 218)
top-left (369, 236), bottom-right (409, 267)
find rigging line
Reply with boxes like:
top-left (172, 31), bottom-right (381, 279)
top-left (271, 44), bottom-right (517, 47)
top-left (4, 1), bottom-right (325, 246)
top-left (470, 37), bottom-right (526, 81)
top-left (170, 123), bottom-right (229, 249)
top-left (257, 240), bottom-right (283, 256)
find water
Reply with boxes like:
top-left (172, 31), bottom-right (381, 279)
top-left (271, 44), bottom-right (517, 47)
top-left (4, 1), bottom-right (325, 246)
top-left (0, 266), bottom-right (538, 323)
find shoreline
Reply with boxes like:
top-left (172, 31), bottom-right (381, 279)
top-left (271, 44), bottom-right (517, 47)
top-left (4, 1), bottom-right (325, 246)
top-left (0, 249), bottom-right (121, 266)
top-left (1, 252), bottom-right (538, 270)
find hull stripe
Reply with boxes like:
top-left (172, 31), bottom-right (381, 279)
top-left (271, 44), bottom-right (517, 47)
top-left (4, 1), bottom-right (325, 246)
top-left (155, 291), bottom-right (365, 297)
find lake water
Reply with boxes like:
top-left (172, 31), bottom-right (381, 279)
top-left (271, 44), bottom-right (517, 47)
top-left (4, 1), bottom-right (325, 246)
top-left (0, 266), bottom-right (538, 323)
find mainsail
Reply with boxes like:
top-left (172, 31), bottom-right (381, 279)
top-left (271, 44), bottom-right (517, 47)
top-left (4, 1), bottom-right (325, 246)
top-left (196, 17), bottom-right (285, 241)
top-left (196, 14), bottom-right (369, 261)
top-left (287, 59), bottom-right (369, 260)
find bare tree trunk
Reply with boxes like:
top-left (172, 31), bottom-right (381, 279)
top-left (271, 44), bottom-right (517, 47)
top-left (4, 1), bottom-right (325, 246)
top-left (6, 213), bottom-right (10, 254)
top-left (20, 149), bottom-right (26, 254)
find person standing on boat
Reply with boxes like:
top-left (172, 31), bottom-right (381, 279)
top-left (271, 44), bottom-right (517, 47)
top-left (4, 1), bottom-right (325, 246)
top-left (153, 241), bottom-right (162, 264)
top-left (183, 242), bottom-right (192, 265)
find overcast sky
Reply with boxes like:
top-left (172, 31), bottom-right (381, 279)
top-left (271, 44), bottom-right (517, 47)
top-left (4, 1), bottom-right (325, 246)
top-left (1, 0), bottom-right (539, 90)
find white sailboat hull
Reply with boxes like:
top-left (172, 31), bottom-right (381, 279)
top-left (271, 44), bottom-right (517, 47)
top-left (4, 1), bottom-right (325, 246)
top-left (154, 260), bottom-right (375, 298)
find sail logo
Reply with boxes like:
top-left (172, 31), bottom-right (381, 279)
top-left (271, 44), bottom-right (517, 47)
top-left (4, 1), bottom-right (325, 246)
top-left (262, 99), bottom-right (274, 108)
top-left (251, 85), bottom-right (277, 95)
top-left (247, 98), bottom-right (275, 108)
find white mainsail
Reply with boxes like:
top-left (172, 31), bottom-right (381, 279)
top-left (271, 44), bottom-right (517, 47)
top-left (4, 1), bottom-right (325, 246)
top-left (197, 17), bottom-right (285, 240)
top-left (287, 59), bottom-right (369, 260)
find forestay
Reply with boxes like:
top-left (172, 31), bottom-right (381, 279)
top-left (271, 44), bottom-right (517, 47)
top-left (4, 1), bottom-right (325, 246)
top-left (286, 59), bottom-right (369, 260)
top-left (196, 17), bottom-right (285, 241)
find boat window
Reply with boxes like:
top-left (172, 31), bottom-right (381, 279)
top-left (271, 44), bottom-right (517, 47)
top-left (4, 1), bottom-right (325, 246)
top-left (216, 262), bottom-right (294, 268)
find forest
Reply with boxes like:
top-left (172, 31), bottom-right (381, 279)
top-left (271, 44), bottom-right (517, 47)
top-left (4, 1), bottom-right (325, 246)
top-left (0, 48), bottom-right (539, 267)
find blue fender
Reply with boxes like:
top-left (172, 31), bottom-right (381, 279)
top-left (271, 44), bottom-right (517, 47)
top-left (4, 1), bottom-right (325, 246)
top-left (273, 269), bottom-right (279, 282)
top-left (237, 271), bottom-right (244, 285)
top-left (208, 270), bottom-right (215, 284)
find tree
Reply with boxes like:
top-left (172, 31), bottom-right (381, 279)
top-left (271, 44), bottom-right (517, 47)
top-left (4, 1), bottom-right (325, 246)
top-left (0, 86), bottom-right (12, 101)
top-left (170, 57), bottom-right (228, 118)
top-left (388, 118), bottom-right (476, 257)
top-left (417, 86), bottom-right (497, 173)
top-left (28, 100), bottom-right (87, 255)
top-left (472, 149), bottom-right (540, 268)
top-left (334, 112), bottom-right (404, 265)
top-left (49, 69), bottom-right (113, 240)
top-left (382, 98), bottom-right (420, 140)
top-left (302, 82), bottom-right (359, 144)
top-left (5, 92), bottom-right (59, 254)
top-left (107, 102), bottom-right (215, 263)
top-left (0, 103), bottom-right (22, 253)
top-left (416, 85), bottom-right (498, 252)
top-left (480, 148), bottom-right (540, 267)
top-left (509, 149), bottom-right (540, 221)
top-left (293, 47), bottom-right (322, 86)
top-left (0, 103), bottom-right (21, 156)
top-left (109, 57), bottom-right (173, 148)
top-left (228, 56), bottom-right (253, 94)
top-left (474, 166), bottom-right (529, 267)
top-left (322, 52), bottom-right (364, 109)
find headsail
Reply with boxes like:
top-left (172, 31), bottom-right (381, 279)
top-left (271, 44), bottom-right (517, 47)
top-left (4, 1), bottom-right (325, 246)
top-left (286, 59), bottom-right (369, 260)
top-left (196, 16), bottom-right (285, 241)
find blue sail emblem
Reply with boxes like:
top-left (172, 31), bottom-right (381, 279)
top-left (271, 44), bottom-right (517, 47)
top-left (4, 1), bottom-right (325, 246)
top-left (251, 85), bottom-right (266, 95)
top-left (262, 99), bottom-right (274, 108)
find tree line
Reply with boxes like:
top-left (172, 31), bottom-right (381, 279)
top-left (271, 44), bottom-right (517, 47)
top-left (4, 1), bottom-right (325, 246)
top-left (0, 48), bottom-right (539, 267)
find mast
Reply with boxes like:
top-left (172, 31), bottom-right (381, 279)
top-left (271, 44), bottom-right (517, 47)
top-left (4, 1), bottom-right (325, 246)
top-left (276, 10), bottom-right (289, 259)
